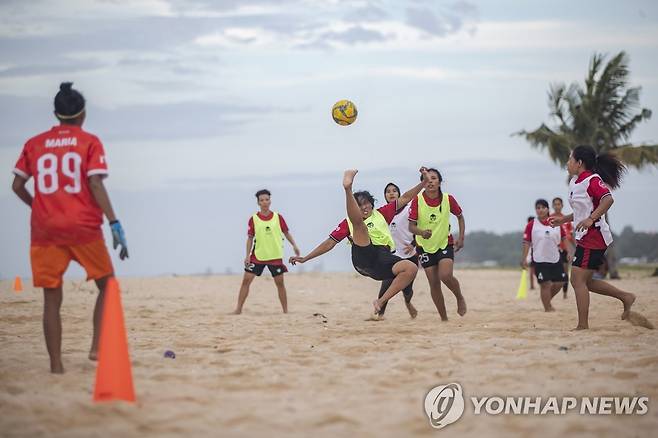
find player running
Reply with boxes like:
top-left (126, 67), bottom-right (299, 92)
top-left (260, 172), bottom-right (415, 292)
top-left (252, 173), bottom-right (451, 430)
top-left (521, 199), bottom-right (567, 312)
top-left (550, 145), bottom-right (635, 329)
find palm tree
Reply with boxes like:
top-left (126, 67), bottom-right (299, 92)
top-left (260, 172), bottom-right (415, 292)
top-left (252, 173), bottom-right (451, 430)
top-left (517, 51), bottom-right (658, 278)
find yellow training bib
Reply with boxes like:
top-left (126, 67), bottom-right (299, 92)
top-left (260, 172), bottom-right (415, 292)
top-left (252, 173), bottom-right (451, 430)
top-left (253, 212), bottom-right (284, 261)
top-left (415, 193), bottom-right (450, 253)
top-left (348, 209), bottom-right (396, 251)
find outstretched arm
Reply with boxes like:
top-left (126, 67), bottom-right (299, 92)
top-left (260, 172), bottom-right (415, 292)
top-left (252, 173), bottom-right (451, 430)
top-left (397, 167), bottom-right (429, 208)
top-left (12, 175), bottom-right (32, 207)
top-left (549, 213), bottom-right (573, 227)
top-left (283, 231), bottom-right (301, 256)
top-left (290, 238), bottom-right (337, 265)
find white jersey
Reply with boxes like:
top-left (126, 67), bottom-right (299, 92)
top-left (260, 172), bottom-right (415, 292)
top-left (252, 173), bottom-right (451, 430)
top-left (529, 218), bottom-right (561, 263)
top-left (568, 173), bottom-right (613, 246)
top-left (389, 203), bottom-right (414, 259)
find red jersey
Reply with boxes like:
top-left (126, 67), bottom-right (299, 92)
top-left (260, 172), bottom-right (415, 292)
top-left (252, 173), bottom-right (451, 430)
top-left (13, 125), bottom-right (109, 246)
top-left (408, 191), bottom-right (462, 245)
top-left (572, 171), bottom-right (612, 250)
top-left (247, 211), bottom-right (289, 265)
top-left (329, 201), bottom-right (398, 242)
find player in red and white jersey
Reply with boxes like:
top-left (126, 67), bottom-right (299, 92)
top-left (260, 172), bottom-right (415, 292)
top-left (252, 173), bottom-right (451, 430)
top-left (374, 182), bottom-right (419, 319)
top-left (550, 145), bottom-right (636, 330)
top-left (521, 199), bottom-right (567, 312)
top-left (11, 83), bottom-right (128, 373)
top-left (551, 196), bottom-right (576, 297)
top-left (232, 189), bottom-right (300, 314)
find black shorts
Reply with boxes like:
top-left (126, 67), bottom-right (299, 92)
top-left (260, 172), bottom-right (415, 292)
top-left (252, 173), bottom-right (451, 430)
top-left (559, 250), bottom-right (568, 263)
top-left (417, 245), bottom-right (454, 269)
top-left (572, 246), bottom-right (607, 270)
top-left (245, 262), bottom-right (288, 277)
top-left (351, 244), bottom-right (402, 281)
top-left (533, 262), bottom-right (567, 284)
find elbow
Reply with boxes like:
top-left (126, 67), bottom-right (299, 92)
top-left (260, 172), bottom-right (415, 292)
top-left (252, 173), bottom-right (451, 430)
top-left (11, 178), bottom-right (24, 194)
top-left (88, 175), bottom-right (104, 190)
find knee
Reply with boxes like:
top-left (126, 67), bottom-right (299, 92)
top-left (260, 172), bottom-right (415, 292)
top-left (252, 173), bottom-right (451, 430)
top-left (439, 270), bottom-right (455, 283)
top-left (402, 261), bottom-right (418, 275)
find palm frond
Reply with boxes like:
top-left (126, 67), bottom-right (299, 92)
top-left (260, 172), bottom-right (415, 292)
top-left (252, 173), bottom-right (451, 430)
top-left (612, 144), bottom-right (658, 169)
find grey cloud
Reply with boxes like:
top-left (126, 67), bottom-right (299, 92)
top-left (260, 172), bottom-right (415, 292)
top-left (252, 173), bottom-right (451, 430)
top-left (0, 59), bottom-right (106, 78)
top-left (405, 1), bottom-right (478, 37)
top-left (406, 7), bottom-right (451, 36)
top-left (0, 94), bottom-right (297, 147)
top-left (344, 4), bottom-right (389, 23)
top-left (321, 26), bottom-right (391, 44)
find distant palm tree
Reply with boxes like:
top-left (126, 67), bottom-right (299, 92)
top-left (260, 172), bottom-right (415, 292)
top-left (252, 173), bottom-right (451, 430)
top-left (517, 51), bottom-right (658, 278)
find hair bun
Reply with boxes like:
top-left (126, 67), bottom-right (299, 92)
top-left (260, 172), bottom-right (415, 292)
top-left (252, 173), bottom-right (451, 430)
top-left (59, 82), bottom-right (74, 93)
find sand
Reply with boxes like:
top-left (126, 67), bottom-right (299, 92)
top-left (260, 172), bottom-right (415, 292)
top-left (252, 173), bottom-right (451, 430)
top-left (1, 269), bottom-right (657, 438)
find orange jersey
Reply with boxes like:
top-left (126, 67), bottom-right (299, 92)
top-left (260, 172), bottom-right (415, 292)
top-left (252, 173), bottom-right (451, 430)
top-left (13, 125), bottom-right (109, 246)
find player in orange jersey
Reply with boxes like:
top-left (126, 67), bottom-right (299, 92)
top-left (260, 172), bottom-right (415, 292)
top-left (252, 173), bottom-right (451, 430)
top-left (11, 83), bottom-right (128, 373)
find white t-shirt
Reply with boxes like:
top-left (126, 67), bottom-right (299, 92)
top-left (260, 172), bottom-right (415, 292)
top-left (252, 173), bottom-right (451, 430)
top-left (527, 218), bottom-right (562, 263)
top-left (389, 203), bottom-right (415, 259)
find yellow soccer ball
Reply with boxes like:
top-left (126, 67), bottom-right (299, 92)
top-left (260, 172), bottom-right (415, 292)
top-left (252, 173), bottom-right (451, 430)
top-left (332, 99), bottom-right (358, 126)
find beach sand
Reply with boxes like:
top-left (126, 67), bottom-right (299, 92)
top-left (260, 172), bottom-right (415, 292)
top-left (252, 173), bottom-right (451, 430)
top-left (1, 269), bottom-right (657, 437)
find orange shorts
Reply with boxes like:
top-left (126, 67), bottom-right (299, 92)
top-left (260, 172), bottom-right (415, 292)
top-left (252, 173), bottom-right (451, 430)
top-left (31, 239), bottom-right (114, 288)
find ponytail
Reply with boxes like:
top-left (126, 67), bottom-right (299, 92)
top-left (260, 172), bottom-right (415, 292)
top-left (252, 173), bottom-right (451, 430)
top-left (572, 145), bottom-right (626, 189)
top-left (594, 152), bottom-right (626, 190)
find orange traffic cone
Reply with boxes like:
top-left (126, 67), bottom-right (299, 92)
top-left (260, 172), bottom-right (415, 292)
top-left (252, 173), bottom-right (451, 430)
top-left (13, 276), bottom-right (23, 293)
top-left (93, 277), bottom-right (135, 402)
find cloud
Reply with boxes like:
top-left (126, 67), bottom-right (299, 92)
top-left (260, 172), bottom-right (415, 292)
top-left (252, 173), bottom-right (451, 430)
top-left (0, 94), bottom-right (297, 148)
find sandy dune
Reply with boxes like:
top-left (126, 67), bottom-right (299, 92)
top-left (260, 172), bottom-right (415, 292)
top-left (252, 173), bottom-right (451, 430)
top-left (1, 269), bottom-right (657, 437)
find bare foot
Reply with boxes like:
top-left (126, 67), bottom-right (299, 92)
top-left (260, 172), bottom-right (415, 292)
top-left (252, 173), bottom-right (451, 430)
top-left (563, 292), bottom-right (567, 299)
top-left (51, 361), bottom-right (64, 374)
top-left (456, 296), bottom-right (467, 316)
top-left (230, 309), bottom-right (242, 315)
top-left (625, 311), bottom-right (655, 329)
top-left (572, 325), bottom-right (588, 331)
top-left (88, 350), bottom-right (98, 361)
top-left (544, 307), bottom-right (555, 312)
top-left (440, 316), bottom-right (449, 322)
top-left (621, 293), bottom-right (636, 320)
top-left (372, 299), bottom-right (382, 313)
top-left (366, 313), bottom-right (384, 321)
top-left (343, 169), bottom-right (358, 189)
top-left (406, 302), bottom-right (418, 319)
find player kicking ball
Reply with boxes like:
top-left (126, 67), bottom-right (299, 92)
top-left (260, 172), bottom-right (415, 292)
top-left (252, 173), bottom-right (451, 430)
top-left (290, 168), bottom-right (428, 315)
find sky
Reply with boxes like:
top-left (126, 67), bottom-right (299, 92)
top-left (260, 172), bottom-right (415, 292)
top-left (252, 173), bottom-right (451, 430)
top-left (1, 0), bottom-right (657, 278)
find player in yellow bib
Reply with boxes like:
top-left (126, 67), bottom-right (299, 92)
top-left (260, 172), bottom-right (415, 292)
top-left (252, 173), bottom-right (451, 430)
top-left (408, 168), bottom-right (467, 320)
top-left (290, 168), bottom-right (428, 315)
top-left (232, 189), bottom-right (300, 314)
